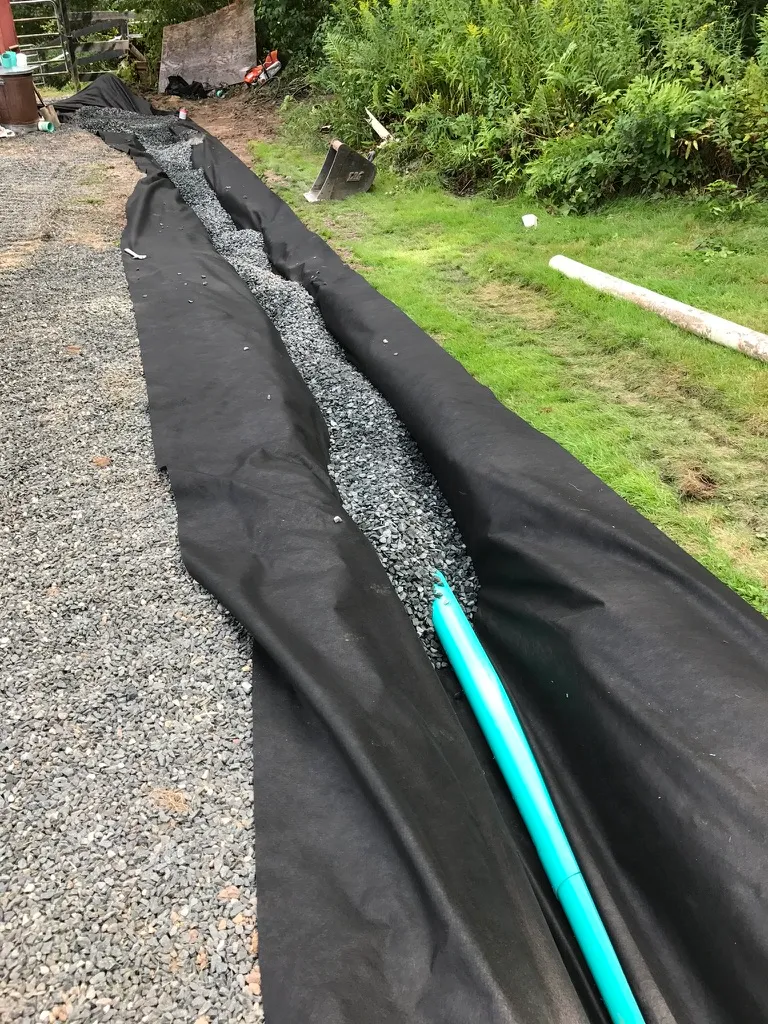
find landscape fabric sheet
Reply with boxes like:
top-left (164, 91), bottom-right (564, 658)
top-left (58, 77), bottom-right (768, 1024)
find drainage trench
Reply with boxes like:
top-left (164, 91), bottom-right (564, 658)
top-left (76, 108), bottom-right (478, 665)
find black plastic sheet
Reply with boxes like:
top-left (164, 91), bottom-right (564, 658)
top-left (59, 77), bottom-right (768, 1024)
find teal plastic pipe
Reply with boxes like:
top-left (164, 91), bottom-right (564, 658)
top-left (431, 571), bottom-right (645, 1024)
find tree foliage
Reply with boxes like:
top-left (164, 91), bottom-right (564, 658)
top-left (254, 0), bottom-right (330, 61)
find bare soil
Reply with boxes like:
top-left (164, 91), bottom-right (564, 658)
top-left (151, 90), bottom-right (279, 163)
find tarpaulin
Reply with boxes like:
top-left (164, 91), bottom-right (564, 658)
top-left (59, 77), bottom-right (768, 1024)
top-left (53, 76), bottom-right (154, 117)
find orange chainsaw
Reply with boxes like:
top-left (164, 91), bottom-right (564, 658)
top-left (244, 50), bottom-right (281, 85)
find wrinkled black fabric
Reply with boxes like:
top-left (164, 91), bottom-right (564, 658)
top-left (53, 75), bottom-right (153, 116)
top-left (61, 77), bottom-right (768, 1024)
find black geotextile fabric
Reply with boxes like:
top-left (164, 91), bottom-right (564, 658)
top-left (61, 77), bottom-right (768, 1024)
top-left (53, 76), bottom-right (154, 116)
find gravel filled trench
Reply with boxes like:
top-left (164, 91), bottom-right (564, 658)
top-left (0, 129), bottom-right (262, 1024)
top-left (75, 108), bottom-right (480, 665)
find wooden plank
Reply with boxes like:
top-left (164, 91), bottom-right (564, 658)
top-left (77, 9), bottom-right (136, 21)
top-left (76, 48), bottom-right (127, 65)
top-left (75, 36), bottom-right (134, 65)
top-left (71, 18), bottom-right (129, 40)
top-left (75, 36), bottom-right (130, 57)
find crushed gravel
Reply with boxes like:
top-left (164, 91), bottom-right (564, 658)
top-left (75, 108), bottom-right (479, 663)
top-left (0, 129), bottom-right (262, 1023)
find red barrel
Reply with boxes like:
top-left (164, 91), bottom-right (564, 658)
top-left (0, 70), bottom-right (38, 126)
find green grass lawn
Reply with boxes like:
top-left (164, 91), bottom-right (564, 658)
top-left (39, 83), bottom-right (77, 101)
top-left (250, 138), bottom-right (768, 614)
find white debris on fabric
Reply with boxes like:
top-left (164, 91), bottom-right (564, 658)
top-left (0, 127), bottom-right (262, 1024)
top-left (75, 107), bottom-right (480, 664)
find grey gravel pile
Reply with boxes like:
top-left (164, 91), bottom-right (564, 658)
top-left (76, 108), bottom-right (479, 662)
top-left (0, 129), bottom-right (262, 1023)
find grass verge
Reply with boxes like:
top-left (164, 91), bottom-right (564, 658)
top-left (249, 139), bottom-right (768, 614)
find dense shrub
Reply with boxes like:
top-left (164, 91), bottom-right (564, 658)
top-left (254, 0), bottom-right (330, 62)
top-left (292, 0), bottom-right (768, 208)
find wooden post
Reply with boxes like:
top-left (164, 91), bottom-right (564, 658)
top-left (53, 0), bottom-right (79, 88)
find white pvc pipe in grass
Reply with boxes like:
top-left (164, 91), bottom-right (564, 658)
top-left (549, 254), bottom-right (768, 363)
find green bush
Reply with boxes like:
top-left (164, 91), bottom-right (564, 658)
top-left (254, 0), bottom-right (331, 62)
top-left (286, 0), bottom-right (768, 208)
top-left (525, 133), bottom-right (619, 213)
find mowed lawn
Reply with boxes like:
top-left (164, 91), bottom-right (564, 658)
top-left (250, 138), bottom-right (768, 614)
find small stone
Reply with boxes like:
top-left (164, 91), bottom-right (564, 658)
top-left (244, 965), bottom-right (261, 996)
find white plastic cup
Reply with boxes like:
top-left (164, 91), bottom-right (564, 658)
top-left (522, 214), bottom-right (538, 228)
top-left (16, 52), bottom-right (28, 70)
top-left (179, 108), bottom-right (188, 120)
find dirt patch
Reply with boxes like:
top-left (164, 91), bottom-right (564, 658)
top-left (262, 167), bottom-right (290, 188)
top-left (0, 239), bottom-right (41, 270)
top-left (0, 133), bottom-right (141, 254)
top-left (60, 156), bottom-right (142, 249)
top-left (476, 281), bottom-right (557, 330)
top-left (152, 91), bottom-right (279, 164)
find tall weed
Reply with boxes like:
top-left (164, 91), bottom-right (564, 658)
top-left (290, 0), bottom-right (768, 208)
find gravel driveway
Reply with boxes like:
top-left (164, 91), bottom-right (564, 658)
top-left (0, 129), bottom-right (262, 1023)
